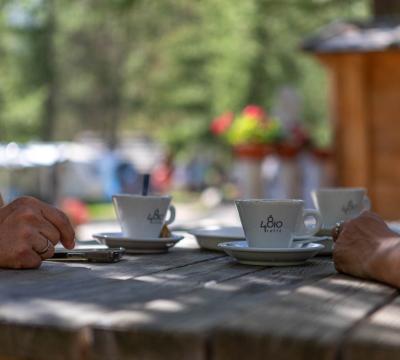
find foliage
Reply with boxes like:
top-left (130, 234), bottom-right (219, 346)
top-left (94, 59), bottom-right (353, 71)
top-left (212, 105), bottom-right (284, 146)
top-left (0, 0), bottom-right (370, 152)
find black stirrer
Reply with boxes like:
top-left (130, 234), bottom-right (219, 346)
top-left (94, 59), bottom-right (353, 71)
top-left (142, 174), bottom-right (150, 196)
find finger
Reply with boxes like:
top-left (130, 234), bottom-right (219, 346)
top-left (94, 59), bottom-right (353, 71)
top-left (32, 235), bottom-right (54, 259)
top-left (9, 208), bottom-right (61, 245)
top-left (6, 197), bottom-right (75, 249)
top-left (39, 205), bottom-right (75, 249)
top-left (37, 219), bottom-right (61, 245)
top-left (39, 241), bottom-right (55, 260)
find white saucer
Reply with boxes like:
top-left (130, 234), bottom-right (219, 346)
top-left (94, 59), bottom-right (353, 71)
top-left (293, 236), bottom-right (333, 255)
top-left (92, 232), bottom-right (183, 254)
top-left (218, 241), bottom-right (324, 266)
top-left (189, 226), bottom-right (244, 251)
top-left (315, 237), bottom-right (333, 255)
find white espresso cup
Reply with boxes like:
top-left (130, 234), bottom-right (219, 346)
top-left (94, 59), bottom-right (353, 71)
top-left (235, 199), bottom-right (322, 249)
top-left (311, 188), bottom-right (370, 228)
top-left (112, 194), bottom-right (176, 238)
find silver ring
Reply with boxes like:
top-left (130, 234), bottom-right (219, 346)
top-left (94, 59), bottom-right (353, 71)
top-left (37, 239), bottom-right (52, 255)
top-left (332, 221), bottom-right (344, 241)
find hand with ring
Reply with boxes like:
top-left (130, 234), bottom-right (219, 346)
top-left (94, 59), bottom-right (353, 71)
top-left (333, 211), bottom-right (400, 287)
top-left (0, 196), bottom-right (75, 269)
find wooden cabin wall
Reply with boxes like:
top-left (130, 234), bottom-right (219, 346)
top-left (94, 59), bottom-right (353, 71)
top-left (317, 51), bottom-right (400, 219)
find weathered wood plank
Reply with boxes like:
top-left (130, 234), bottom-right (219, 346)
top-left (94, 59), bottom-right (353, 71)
top-left (48, 237), bottom-right (225, 280)
top-left (0, 238), bottom-right (225, 360)
top-left (212, 275), bottom-right (397, 360)
top-left (0, 256), bottom-right (334, 360)
top-left (0, 325), bottom-right (91, 360)
top-left (1, 240), bottom-right (394, 360)
top-left (0, 256), bottom-right (262, 326)
top-left (0, 251), bottom-right (258, 360)
top-left (340, 293), bottom-right (400, 360)
top-left (89, 259), bottom-right (336, 360)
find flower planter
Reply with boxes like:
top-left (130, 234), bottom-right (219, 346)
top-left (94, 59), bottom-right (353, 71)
top-left (276, 143), bottom-right (302, 159)
top-left (233, 144), bottom-right (275, 160)
top-left (309, 148), bottom-right (335, 189)
top-left (311, 148), bottom-right (333, 161)
top-left (274, 144), bottom-right (304, 199)
top-left (233, 144), bottom-right (275, 199)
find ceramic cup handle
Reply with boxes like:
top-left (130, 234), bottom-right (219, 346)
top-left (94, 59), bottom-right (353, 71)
top-left (300, 209), bottom-right (322, 237)
top-left (164, 205), bottom-right (176, 225)
top-left (363, 195), bottom-right (371, 211)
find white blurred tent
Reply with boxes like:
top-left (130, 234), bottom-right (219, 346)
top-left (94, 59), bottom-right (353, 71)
top-left (0, 142), bottom-right (104, 203)
top-left (0, 139), bottom-right (164, 203)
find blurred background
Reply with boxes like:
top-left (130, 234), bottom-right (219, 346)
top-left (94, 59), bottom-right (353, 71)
top-left (2, 0), bottom-right (399, 232)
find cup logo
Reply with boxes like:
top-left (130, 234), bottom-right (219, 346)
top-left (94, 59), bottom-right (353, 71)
top-left (147, 209), bottom-right (164, 224)
top-left (342, 200), bottom-right (357, 215)
top-left (260, 215), bottom-right (283, 233)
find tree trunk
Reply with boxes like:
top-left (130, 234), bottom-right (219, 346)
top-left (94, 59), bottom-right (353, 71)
top-left (372, 0), bottom-right (400, 17)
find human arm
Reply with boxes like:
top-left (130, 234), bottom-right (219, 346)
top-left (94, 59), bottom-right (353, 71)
top-left (333, 211), bottom-right (400, 288)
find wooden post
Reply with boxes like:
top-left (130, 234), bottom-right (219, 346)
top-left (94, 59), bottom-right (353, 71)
top-left (317, 54), bottom-right (371, 189)
top-left (372, 0), bottom-right (400, 17)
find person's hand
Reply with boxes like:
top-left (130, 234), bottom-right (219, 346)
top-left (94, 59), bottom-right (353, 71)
top-left (0, 196), bottom-right (75, 269)
top-left (333, 211), bottom-right (400, 287)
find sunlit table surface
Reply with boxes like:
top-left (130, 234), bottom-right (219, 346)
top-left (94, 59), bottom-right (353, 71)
top-left (0, 235), bottom-right (399, 360)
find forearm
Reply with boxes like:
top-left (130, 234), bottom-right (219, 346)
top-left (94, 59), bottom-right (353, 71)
top-left (367, 238), bottom-right (400, 288)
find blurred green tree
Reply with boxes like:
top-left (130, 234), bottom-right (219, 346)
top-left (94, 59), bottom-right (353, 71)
top-left (0, 0), bottom-right (369, 151)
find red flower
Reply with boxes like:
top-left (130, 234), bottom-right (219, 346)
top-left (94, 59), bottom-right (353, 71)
top-left (211, 112), bottom-right (234, 135)
top-left (242, 105), bottom-right (266, 121)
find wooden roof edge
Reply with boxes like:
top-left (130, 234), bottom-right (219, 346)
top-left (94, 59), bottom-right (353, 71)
top-left (302, 17), bottom-right (400, 54)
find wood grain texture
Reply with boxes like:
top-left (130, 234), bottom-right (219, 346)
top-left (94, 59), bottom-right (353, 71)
top-left (213, 275), bottom-right (397, 360)
top-left (369, 51), bottom-right (400, 218)
top-left (340, 292), bottom-right (400, 360)
top-left (0, 239), bottom-right (224, 360)
top-left (0, 325), bottom-right (91, 360)
top-left (0, 238), bottom-right (395, 360)
top-left (0, 240), bottom-right (254, 360)
top-left (59, 237), bottom-right (224, 280)
top-left (316, 51), bottom-right (400, 219)
top-left (0, 257), bottom-right (334, 360)
top-left (89, 259), bottom-right (336, 360)
top-left (320, 54), bottom-right (370, 189)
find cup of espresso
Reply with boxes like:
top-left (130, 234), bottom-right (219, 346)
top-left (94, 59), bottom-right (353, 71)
top-left (235, 199), bottom-right (322, 249)
top-left (112, 194), bottom-right (176, 238)
top-left (311, 188), bottom-right (370, 228)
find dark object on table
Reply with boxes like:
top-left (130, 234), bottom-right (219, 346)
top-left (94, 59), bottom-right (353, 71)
top-left (50, 248), bottom-right (125, 263)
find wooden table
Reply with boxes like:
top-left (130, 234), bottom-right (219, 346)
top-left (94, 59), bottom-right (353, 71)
top-left (0, 235), bottom-right (399, 360)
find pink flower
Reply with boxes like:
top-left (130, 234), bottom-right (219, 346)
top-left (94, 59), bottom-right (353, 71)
top-left (242, 105), bottom-right (266, 121)
top-left (211, 112), bottom-right (234, 135)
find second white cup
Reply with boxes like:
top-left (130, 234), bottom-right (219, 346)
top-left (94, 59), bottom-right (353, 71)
top-left (235, 199), bottom-right (322, 249)
top-left (112, 194), bottom-right (176, 239)
top-left (311, 188), bottom-right (370, 228)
